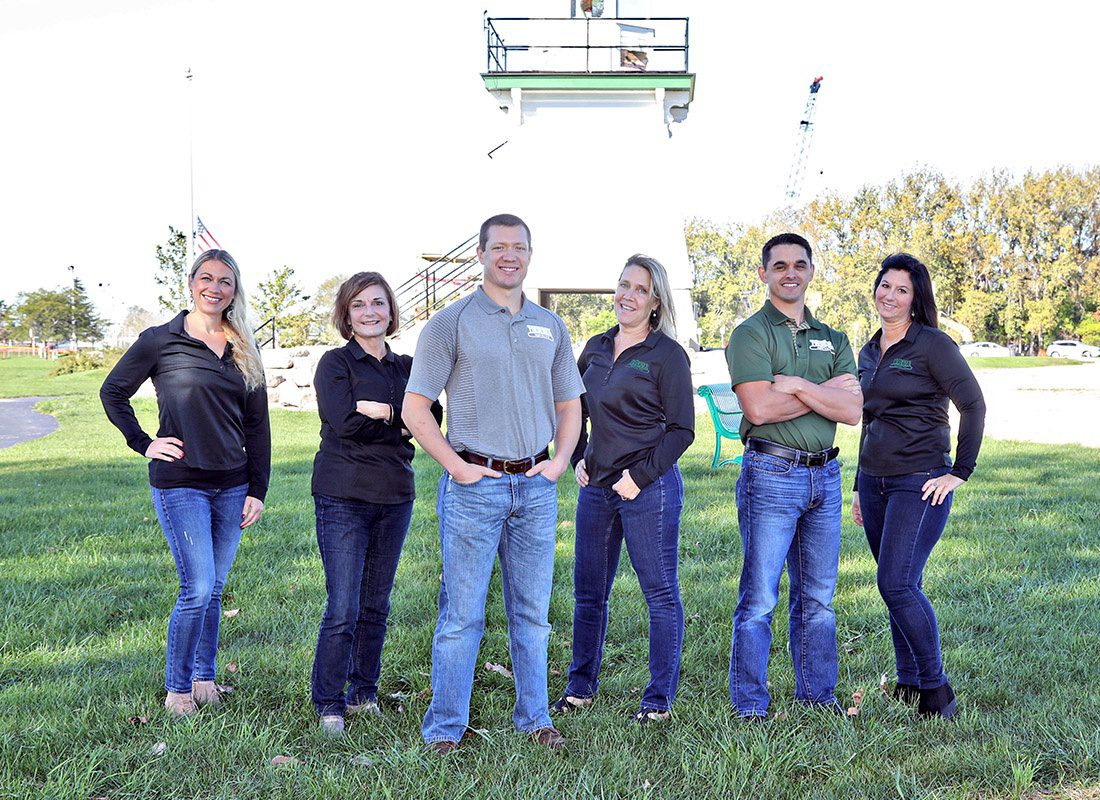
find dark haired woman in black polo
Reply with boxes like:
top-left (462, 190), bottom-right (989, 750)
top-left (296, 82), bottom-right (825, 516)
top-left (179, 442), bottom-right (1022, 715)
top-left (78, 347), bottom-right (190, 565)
top-left (309, 271), bottom-right (440, 736)
top-left (851, 253), bottom-right (986, 719)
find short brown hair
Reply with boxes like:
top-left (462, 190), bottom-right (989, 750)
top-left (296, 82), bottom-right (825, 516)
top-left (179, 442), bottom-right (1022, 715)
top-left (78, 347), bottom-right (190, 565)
top-left (331, 272), bottom-right (400, 339)
top-left (479, 213), bottom-right (532, 251)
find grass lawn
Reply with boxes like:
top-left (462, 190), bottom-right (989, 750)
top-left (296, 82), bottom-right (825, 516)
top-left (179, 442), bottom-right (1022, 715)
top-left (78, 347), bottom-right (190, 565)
top-left (965, 357), bottom-right (1088, 369)
top-left (1, 357), bottom-right (1098, 799)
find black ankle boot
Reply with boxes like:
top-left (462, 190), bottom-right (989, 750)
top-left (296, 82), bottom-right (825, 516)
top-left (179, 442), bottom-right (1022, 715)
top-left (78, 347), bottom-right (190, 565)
top-left (918, 682), bottom-right (957, 719)
top-left (892, 683), bottom-right (920, 705)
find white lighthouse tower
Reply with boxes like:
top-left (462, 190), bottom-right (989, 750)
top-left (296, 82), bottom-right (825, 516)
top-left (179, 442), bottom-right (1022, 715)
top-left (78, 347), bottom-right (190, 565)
top-left (479, 4), bottom-right (696, 341)
top-left (392, 3), bottom-right (697, 346)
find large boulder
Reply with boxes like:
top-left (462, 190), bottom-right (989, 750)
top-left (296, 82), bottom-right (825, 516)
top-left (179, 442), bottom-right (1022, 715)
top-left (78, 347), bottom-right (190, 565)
top-left (262, 349), bottom-right (296, 370)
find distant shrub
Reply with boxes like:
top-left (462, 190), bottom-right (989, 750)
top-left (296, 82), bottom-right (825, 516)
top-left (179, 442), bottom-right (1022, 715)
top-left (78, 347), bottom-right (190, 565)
top-left (49, 348), bottom-right (124, 376)
top-left (1076, 314), bottom-right (1100, 346)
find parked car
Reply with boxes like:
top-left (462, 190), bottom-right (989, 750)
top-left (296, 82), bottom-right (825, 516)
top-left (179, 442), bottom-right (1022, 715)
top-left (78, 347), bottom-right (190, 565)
top-left (959, 341), bottom-right (1012, 358)
top-left (1046, 340), bottom-right (1099, 359)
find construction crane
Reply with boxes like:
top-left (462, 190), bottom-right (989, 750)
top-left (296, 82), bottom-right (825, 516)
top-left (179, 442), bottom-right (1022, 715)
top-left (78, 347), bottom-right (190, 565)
top-left (784, 76), bottom-right (823, 202)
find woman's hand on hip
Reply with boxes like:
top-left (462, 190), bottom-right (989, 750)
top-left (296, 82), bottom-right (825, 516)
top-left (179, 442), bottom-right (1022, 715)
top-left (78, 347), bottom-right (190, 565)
top-left (240, 496), bottom-right (264, 529)
top-left (922, 473), bottom-right (963, 506)
top-left (851, 491), bottom-right (863, 527)
top-left (574, 458), bottom-right (589, 487)
top-left (145, 437), bottom-right (184, 462)
top-left (612, 469), bottom-right (640, 501)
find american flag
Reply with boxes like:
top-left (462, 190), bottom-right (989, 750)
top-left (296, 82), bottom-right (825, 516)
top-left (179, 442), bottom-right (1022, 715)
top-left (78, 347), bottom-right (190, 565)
top-left (195, 216), bottom-right (222, 252)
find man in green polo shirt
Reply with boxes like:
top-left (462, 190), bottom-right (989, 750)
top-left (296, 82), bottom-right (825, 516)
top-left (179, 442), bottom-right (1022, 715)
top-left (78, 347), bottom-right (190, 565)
top-left (724, 232), bottom-right (863, 718)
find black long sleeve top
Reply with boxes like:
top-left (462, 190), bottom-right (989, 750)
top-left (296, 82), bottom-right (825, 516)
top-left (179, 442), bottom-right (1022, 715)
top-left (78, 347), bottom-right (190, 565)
top-left (570, 327), bottom-right (695, 489)
top-left (311, 339), bottom-right (441, 504)
top-left (855, 322), bottom-right (986, 487)
top-left (100, 312), bottom-right (272, 501)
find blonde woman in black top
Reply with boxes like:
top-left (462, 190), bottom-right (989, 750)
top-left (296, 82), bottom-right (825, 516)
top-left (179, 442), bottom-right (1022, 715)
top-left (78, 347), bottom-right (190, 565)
top-left (851, 253), bottom-right (985, 719)
top-left (552, 254), bottom-right (694, 724)
top-left (102, 250), bottom-right (270, 717)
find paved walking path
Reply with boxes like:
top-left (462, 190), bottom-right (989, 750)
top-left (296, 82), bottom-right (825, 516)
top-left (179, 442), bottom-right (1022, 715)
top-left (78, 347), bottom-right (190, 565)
top-left (0, 397), bottom-right (59, 449)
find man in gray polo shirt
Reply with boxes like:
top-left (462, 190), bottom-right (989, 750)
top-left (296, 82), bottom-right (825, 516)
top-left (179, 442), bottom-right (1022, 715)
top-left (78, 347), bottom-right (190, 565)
top-left (403, 213), bottom-right (584, 753)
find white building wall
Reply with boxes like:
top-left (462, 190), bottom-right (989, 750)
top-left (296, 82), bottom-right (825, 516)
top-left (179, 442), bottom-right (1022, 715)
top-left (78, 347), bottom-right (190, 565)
top-left (482, 88), bottom-right (697, 342)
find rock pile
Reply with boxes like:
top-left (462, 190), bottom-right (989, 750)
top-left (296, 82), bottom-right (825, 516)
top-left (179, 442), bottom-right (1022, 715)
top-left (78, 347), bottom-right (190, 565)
top-left (263, 346), bottom-right (335, 411)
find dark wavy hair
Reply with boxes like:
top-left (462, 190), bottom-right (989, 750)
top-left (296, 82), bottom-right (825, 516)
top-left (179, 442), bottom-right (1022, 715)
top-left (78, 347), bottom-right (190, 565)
top-left (873, 253), bottom-right (939, 328)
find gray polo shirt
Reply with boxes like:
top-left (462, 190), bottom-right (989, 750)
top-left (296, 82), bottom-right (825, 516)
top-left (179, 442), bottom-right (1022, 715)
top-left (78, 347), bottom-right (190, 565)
top-left (406, 287), bottom-right (584, 460)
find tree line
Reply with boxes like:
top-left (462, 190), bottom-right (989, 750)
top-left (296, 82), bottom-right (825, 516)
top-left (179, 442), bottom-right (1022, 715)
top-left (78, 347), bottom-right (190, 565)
top-left (0, 280), bottom-right (105, 344)
top-left (6, 165), bottom-right (1097, 353)
top-left (689, 166), bottom-right (1100, 352)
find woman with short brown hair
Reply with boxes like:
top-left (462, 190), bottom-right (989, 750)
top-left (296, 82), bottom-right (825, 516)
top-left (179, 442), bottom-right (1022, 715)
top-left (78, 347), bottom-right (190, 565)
top-left (310, 271), bottom-right (439, 735)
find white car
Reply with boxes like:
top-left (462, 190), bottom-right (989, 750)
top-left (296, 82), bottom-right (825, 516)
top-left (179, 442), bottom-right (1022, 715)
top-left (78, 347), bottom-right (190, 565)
top-left (959, 341), bottom-right (1011, 358)
top-left (1047, 340), bottom-right (1099, 359)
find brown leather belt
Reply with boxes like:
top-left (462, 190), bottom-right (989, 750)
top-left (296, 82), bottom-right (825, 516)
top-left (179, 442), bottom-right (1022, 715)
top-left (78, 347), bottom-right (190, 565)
top-left (746, 437), bottom-right (839, 467)
top-left (458, 448), bottom-right (550, 475)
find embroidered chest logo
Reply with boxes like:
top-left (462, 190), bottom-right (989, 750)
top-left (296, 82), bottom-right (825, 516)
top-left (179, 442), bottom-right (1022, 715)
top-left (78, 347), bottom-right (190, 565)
top-left (808, 338), bottom-right (835, 353)
top-left (526, 324), bottom-right (553, 341)
top-left (890, 357), bottom-right (913, 370)
top-left (627, 358), bottom-right (651, 374)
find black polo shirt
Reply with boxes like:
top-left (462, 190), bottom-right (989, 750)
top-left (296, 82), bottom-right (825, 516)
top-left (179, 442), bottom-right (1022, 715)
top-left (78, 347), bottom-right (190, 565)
top-left (101, 312), bottom-right (271, 500)
top-left (856, 322), bottom-right (985, 486)
top-left (570, 326), bottom-right (694, 489)
top-left (311, 339), bottom-right (441, 504)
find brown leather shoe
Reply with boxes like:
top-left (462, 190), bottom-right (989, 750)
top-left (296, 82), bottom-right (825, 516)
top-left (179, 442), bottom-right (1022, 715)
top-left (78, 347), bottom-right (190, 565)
top-left (425, 739), bottom-right (458, 755)
top-left (530, 726), bottom-right (565, 751)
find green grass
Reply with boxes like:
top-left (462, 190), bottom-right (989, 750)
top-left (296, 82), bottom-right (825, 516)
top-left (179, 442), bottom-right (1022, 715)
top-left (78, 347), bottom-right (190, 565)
top-left (2, 358), bottom-right (1099, 799)
top-left (0, 355), bottom-right (107, 396)
top-left (966, 356), bottom-right (1087, 369)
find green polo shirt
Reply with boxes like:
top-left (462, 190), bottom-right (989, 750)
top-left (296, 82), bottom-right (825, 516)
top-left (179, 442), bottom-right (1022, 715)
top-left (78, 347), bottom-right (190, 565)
top-left (725, 299), bottom-right (856, 452)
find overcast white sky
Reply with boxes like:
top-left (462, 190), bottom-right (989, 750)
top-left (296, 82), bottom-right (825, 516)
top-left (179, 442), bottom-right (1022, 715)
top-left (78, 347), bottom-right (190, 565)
top-left (2, 0), bottom-right (1096, 323)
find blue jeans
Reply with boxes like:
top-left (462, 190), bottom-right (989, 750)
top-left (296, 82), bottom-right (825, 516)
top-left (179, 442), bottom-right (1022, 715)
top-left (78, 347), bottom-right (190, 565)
top-left (422, 471), bottom-right (559, 743)
top-left (728, 450), bottom-right (842, 716)
top-left (565, 465), bottom-right (684, 712)
top-left (857, 467), bottom-right (953, 689)
top-left (150, 484), bottom-right (248, 694)
top-left (311, 494), bottom-right (413, 717)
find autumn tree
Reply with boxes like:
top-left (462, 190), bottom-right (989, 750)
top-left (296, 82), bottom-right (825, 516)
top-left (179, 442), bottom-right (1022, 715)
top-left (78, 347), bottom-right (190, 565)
top-left (305, 274), bottom-right (349, 345)
top-left (154, 226), bottom-right (190, 314)
top-left (0, 300), bottom-right (13, 340)
top-left (119, 306), bottom-right (161, 340)
top-left (254, 266), bottom-right (312, 347)
top-left (687, 166), bottom-right (1100, 351)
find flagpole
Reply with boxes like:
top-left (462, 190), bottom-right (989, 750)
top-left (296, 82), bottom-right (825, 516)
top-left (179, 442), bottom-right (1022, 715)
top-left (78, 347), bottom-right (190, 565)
top-left (186, 67), bottom-right (195, 268)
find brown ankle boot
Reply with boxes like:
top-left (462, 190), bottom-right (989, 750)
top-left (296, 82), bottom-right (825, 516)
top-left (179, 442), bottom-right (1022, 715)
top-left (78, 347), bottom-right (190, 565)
top-left (164, 691), bottom-right (198, 718)
top-left (192, 681), bottom-right (223, 707)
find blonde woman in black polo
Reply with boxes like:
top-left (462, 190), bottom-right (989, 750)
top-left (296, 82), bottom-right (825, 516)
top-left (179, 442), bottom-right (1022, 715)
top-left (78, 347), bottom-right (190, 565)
top-left (851, 253), bottom-right (986, 719)
top-left (101, 250), bottom-right (270, 718)
top-left (552, 254), bottom-right (694, 724)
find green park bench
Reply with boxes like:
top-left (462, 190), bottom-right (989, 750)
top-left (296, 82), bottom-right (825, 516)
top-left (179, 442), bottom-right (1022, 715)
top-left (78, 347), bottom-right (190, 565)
top-left (697, 383), bottom-right (744, 469)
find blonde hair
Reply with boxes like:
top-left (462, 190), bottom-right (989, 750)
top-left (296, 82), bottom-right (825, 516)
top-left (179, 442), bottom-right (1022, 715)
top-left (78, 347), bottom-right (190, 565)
top-left (623, 254), bottom-right (677, 339)
top-left (190, 250), bottom-right (265, 391)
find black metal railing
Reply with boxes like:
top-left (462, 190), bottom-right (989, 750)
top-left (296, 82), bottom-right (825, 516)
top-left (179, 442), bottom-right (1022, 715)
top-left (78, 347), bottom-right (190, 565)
top-left (393, 234), bottom-right (482, 329)
top-left (255, 317), bottom-right (276, 349)
top-left (485, 16), bottom-right (689, 74)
